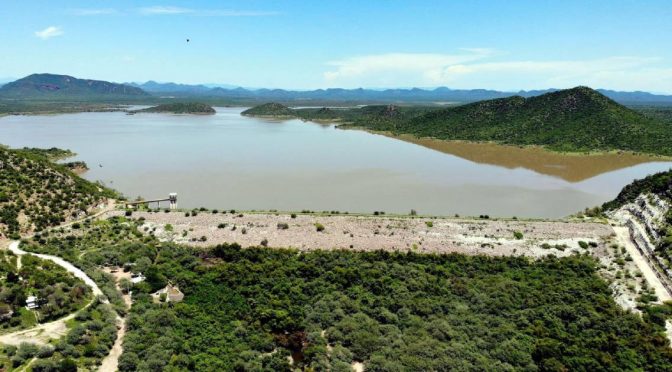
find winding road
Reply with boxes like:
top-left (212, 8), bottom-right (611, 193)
top-left (0, 241), bottom-right (104, 346)
top-left (0, 202), bottom-right (124, 367)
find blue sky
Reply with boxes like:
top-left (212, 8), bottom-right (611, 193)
top-left (1, 0), bottom-right (671, 92)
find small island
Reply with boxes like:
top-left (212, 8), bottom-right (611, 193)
top-left (131, 102), bottom-right (216, 115)
top-left (241, 102), bottom-right (296, 118)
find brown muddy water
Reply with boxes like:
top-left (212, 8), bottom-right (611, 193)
top-left (0, 107), bottom-right (670, 218)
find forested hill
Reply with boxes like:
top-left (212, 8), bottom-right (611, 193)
top-left (0, 146), bottom-right (118, 238)
top-left (325, 87), bottom-right (671, 155)
top-left (241, 102), bottom-right (296, 117)
top-left (0, 73), bottom-right (148, 99)
top-left (132, 102), bottom-right (216, 114)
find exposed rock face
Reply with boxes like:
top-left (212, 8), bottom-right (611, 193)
top-left (610, 194), bottom-right (672, 290)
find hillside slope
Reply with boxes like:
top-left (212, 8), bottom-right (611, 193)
top-left (393, 87), bottom-right (671, 153)
top-left (0, 74), bottom-right (148, 99)
top-left (132, 102), bottom-right (215, 114)
top-left (0, 146), bottom-right (118, 238)
top-left (241, 103), bottom-right (296, 117)
top-left (603, 169), bottom-right (672, 295)
top-left (248, 88), bottom-right (672, 155)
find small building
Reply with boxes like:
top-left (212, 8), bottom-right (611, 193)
top-left (26, 295), bottom-right (39, 310)
top-left (152, 283), bottom-right (184, 303)
top-left (130, 273), bottom-right (146, 284)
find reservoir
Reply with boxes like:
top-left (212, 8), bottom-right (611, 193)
top-left (1, 107), bottom-right (670, 218)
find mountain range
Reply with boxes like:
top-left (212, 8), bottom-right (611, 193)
top-left (0, 73), bottom-right (147, 99)
top-left (1, 74), bottom-right (672, 105)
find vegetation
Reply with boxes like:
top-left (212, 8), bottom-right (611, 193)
top-left (132, 102), bottom-right (216, 115)
top-left (241, 103), bottom-right (297, 117)
top-left (15, 147), bottom-right (76, 161)
top-left (0, 250), bottom-right (90, 333)
top-left (602, 169), bottom-right (672, 210)
top-left (390, 87), bottom-right (670, 154)
top-left (0, 299), bottom-right (117, 371)
top-left (248, 87), bottom-right (672, 156)
top-left (21, 217), bottom-right (672, 371)
top-left (0, 146), bottom-right (118, 238)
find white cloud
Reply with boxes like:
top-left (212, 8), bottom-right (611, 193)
top-left (139, 6), bottom-right (279, 16)
top-left (324, 50), bottom-right (494, 83)
top-left (68, 8), bottom-right (117, 16)
top-left (35, 26), bottom-right (63, 40)
top-left (140, 6), bottom-right (193, 15)
top-left (323, 51), bottom-right (672, 93)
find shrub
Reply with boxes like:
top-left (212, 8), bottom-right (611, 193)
top-left (315, 223), bottom-right (325, 232)
top-left (578, 241), bottom-right (589, 249)
top-left (513, 231), bottom-right (523, 240)
top-left (261, 239), bottom-right (268, 247)
top-left (410, 209), bottom-right (417, 216)
top-left (37, 345), bottom-right (55, 358)
top-left (125, 210), bottom-right (133, 217)
top-left (217, 223), bottom-right (227, 229)
top-left (277, 223), bottom-right (289, 230)
top-left (425, 221), bottom-right (433, 228)
top-left (291, 213), bottom-right (297, 219)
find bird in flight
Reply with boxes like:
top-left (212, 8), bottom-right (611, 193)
top-left (186, 38), bottom-right (190, 43)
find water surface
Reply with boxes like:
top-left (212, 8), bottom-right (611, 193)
top-left (0, 107), bottom-right (670, 218)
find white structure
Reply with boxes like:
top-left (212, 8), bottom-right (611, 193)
top-left (152, 283), bottom-right (184, 303)
top-left (26, 295), bottom-right (39, 310)
top-left (130, 273), bottom-right (146, 284)
top-left (169, 193), bottom-right (178, 210)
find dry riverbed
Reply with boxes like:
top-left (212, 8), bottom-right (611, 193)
top-left (114, 210), bottom-right (613, 258)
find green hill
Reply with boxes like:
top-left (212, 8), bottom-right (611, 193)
top-left (241, 103), bottom-right (296, 117)
top-left (367, 87), bottom-right (670, 154)
top-left (0, 146), bottom-right (118, 238)
top-left (0, 73), bottom-right (148, 99)
top-left (133, 102), bottom-right (216, 114)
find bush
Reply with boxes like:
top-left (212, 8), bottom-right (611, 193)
top-left (261, 239), bottom-right (269, 247)
top-left (217, 223), bottom-right (227, 229)
top-left (37, 344), bottom-right (55, 358)
top-left (578, 241), bottom-right (589, 249)
top-left (291, 213), bottom-right (297, 219)
top-left (125, 210), bottom-right (133, 217)
top-left (513, 231), bottom-right (523, 240)
top-left (277, 223), bottom-right (289, 230)
top-left (315, 223), bottom-right (325, 232)
top-left (425, 221), bottom-right (433, 228)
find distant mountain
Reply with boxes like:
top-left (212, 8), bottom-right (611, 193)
top-left (3, 74), bottom-right (672, 105)
top-left (0, 74), bottom-right (148, 98)
top-left (133, 83), bottom-right (672, 105)
top-left (128, 81), bottom-right (221, 94)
